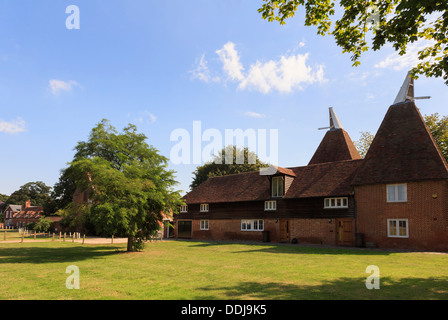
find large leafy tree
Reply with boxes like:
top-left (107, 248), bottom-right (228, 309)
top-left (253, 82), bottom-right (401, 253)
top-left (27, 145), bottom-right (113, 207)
top-left (47, 167), bottom-right (78, 215)
top-left (258, 0), bottom-right (448, 84)
top-left (68, 119), bottom-right (183, 252)
top-left (6, 181), bottom-right (52, 208)
top-left (190, 145), bottom-right (269, 190)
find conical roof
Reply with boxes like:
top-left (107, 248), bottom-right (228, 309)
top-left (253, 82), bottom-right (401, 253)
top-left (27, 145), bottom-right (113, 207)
top-left (352, 101), bottom-right (448, 185)
top-left (309, 108), bottom-right (361, 165)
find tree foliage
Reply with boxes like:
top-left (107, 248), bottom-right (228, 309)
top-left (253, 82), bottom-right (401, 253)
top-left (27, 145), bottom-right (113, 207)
top-left (34, 217), bottom-right (53, 233)
top-left (354, 131), bottom-right (376, 158)
top-left (6, 181), bottom-right (52, 208)
top-left (425, 113), bottom-right (448, 161)
top-left (190, 145), bottom-right (269, 190)
top-left (48, 167), bottom-right (78, 215)
top-left (67, 119), bottom-right (183, 252)
top-left (0, 194), bottom-right (9, 202)
top-left (258, 0), bottom-right (448, 84)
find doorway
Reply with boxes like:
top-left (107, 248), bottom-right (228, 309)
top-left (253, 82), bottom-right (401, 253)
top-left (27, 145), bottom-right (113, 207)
top-left (279, 220), bottom-right (290, 243)
top-left (336, 219), bottom-right (354, 246)
top-left (177, 220), bottom-right (192, 239)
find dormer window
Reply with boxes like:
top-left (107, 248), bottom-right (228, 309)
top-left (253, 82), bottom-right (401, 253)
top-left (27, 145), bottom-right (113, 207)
top-left (271, 176), bottom-right (284, 197)
top-left (200, 204), bottom-right (209, 212)
top-left (180, 205), bottom-right (188, 213)
top-left (324, 197), bottom-right (348, 209)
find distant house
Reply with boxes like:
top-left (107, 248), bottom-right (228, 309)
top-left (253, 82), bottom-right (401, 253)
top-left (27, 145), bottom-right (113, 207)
top-left (4, 200), bottom-right (43, 228)
top-left (4, 204), bottom-right (23, 227)
top-left (174, 73), bottom-right (448, 252)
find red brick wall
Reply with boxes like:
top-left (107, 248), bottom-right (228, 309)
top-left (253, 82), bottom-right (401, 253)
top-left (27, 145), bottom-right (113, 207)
top-left (355, 180), bottom-right (448, 251)
top-left (175, 218), bottom-right (338, 244)
top-left (191, 219), bottom-right (275, 242)
top-left (289, 219), bottom-right (337, 245)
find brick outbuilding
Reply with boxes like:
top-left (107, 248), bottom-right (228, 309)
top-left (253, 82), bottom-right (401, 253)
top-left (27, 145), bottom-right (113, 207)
top-left (175, 74), bottom-right (448, 252)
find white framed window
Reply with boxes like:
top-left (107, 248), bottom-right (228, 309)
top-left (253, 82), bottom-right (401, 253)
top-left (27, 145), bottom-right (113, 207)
top-left (241, 219), bottom-right (264, 231)
top-left (200, 204), bottom-right (209, 212)
top-left (200, 220), bottom-right (209, 230)
top-left (387, 219), bottom-right (409, 238)
top-left (272, 176), bottom-right (284, 197)
top-left (264, 201), bottom-right (277, 211)
top-left (180, 205), bottom-right (188, 213)
top-left (324, 197), bottom-right (348, 209)
top-left (387, 184), bottom-right (407, 202)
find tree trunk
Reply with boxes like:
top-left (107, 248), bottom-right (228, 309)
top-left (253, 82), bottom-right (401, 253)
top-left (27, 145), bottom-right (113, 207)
top-left (127, 235), bottom-right (134, 252)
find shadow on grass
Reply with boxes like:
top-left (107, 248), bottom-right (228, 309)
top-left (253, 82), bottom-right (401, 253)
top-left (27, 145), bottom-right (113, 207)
top-left (197, 277), bottom-right (448, 300)
top-left (183, 240), bottom-right (392, 256)
top-left (0, 245), bottom-right (124, 264)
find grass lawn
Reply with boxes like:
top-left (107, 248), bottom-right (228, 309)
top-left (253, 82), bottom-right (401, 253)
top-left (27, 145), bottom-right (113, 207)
top-left (0, 238), bottom-right (448, 300)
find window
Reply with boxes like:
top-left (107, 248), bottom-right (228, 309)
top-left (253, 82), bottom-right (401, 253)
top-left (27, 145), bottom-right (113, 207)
top-left (388, 219), bottom-right (408, 238)
top-left (200, 204), bottom-right (209, 212)
top-left (200, 220), bottom-right (209, 230)
top-left (272, 176), bottom-right (284, 197)
top-left (324, 197), bottom-right (348, 209)
top-left (180, 205), bottom-right (188, 213)
top-left (241, 219), bottom-right (264, 231)
top-left (387, 184), bottom-right (407, 202)
top-left (264, 201), bottom-right (277, 211)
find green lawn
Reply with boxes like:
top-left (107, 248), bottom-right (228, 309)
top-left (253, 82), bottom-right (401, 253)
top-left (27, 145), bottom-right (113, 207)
top-left (0, 238), bottom-right (448, 300)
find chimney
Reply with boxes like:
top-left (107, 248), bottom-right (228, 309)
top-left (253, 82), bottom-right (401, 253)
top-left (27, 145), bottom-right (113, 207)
top-left (24, 200), bottom-right (31, 209)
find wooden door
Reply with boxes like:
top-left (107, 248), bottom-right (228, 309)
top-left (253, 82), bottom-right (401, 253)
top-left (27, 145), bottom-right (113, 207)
top-left (280, 220), bottom-right (290, 243)
top-left (177, 220), bottom-right (192, 239)
top-left (337, 219), bottom-right (354, 246)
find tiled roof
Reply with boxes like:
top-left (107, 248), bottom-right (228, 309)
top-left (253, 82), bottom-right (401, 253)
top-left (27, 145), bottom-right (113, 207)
top-left (352, 101), bottom-right (448, 185)
top-left (285, 160), bottom-right (363, 198)
top-left (183, 159), bottom-right (363, 204)
top-left (271, 165), bottom-right (296, 177)
top-left (184, 171), bottom-right (270, 204)
top-left (14, 206), bottom-right (43, 219)
top-left (308, 129), bottom-right (361, 165)
top-left (7, 205), bottom-right (22, 212)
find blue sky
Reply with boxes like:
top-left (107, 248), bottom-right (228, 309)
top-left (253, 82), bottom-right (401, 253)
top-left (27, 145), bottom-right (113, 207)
top-left (1, 1), bottom-right (447, 196)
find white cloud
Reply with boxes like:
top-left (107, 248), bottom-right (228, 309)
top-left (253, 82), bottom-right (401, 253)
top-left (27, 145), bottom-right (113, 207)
top-left (345, 71), bottom-right (382, 86)
top-left (0, 117), bottom-right (26, 134)
top-left (135, 111), bottom-right (157, 124)
top-left (244, 111), bottom-right (266, 118)
top-left (216, 42), bottom-right (245, 82)
top-left (192, 42), bottom-right (326, 94)
top-left (190, 54), bottom-right (220, 83)
top-left (374, 41), bottom-right (434, 71)
top-left (147, 112), bottom-right (157, 123)
top-left (239, 53), bottom-right (326, 94)
top-left (49, 79), bottom-right (80, 95)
